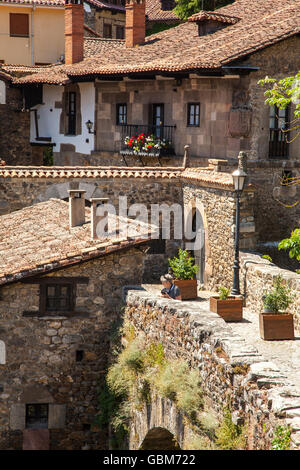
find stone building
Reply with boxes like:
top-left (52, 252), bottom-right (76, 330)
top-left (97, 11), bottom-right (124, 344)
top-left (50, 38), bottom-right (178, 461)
top-left (3, 0), bottom-right (299, 169)
top-left (0, 194), bottom-right (153, 450)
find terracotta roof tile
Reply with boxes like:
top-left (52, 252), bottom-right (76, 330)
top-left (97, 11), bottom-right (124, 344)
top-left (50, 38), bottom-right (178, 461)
top-left (0, 198), bottom-right (157, 286)
top-left (11, 0), bottom-right (300, 83)
top-left (146, 0), bottom-right (179, 22)
top-left (188, 10), bottom-right (240, 24)
top-left (0, 0), bottom-right (64, 5)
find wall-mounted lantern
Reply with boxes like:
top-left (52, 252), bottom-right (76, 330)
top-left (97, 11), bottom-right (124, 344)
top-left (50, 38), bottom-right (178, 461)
top-left (85, 120), bottom-right (96, 135)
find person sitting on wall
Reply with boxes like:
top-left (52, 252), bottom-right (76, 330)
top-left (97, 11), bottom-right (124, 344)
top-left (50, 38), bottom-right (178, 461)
top-left (160, 274), bottom-right (181, 301)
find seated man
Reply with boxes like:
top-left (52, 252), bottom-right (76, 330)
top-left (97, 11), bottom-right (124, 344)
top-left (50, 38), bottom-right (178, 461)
top-left (160, 274), bottom-right (181, 300)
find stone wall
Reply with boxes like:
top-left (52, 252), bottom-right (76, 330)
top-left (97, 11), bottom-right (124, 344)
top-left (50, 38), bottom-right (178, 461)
top-left (240, 251), bottom-right (300, 332)
top-left (182, 180), bottom-right (257, 290)
top-left (125, 289), bottom-right (300, 450)
top-left (0, 83), bottom-right (43, 166)
top-left (0, 247), bottom-right (145, 450)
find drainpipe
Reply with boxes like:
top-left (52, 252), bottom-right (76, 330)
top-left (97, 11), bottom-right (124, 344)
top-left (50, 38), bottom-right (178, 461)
top-left (31, 6), bottom-right (35, 65)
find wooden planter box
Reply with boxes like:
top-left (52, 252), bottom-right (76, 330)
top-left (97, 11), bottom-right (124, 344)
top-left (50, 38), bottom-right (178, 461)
top-left (259, 312), bottom-right (294, 340)
top-left (174, 279), bottom-right (197, 300)
top-left (209, 296), bottom-right (243, 322)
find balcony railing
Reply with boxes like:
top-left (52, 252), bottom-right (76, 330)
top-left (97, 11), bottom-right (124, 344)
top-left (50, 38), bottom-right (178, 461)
top-left (119, 124), bottom-right (176, 159)
top-left (269, 129), bottom-right (289, 159)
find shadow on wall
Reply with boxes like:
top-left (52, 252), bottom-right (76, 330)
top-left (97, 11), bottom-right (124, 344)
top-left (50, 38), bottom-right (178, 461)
top-left (140, 427), bottom-right (180, 450)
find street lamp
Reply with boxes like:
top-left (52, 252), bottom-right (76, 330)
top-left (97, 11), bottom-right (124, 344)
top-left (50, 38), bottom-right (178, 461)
top-left (85, 120), bottom-right (95, 135)
top-left (231, 162), bottom-right (247, 296)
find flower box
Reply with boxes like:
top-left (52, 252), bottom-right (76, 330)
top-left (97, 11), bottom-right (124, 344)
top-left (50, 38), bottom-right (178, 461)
top-left (259, 312), bottom-right (294, 340)
top-left (209, 296), bottom-right (243, 322)
top-left (174, 279), bottom-right (198, 300)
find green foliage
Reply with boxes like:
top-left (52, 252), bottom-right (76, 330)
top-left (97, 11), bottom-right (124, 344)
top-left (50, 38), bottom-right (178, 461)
top-left (168, 248), bottom-right (198, 280)
top-left (43, 146), bottom-right (54, 166)
top-left (262, 254), bottom-right (273, 263)
top-left (173, 0), bottom-right (233, 20)
top-left (215, 407), bottom-right (246, 450)
top-left (272, 425), bottom-right (291, 450)
top-left (278, 228), bottom-right (300, 262)
top-left (258, 72), bottom-right (300, 119)
top-left (218, 286), bottom-right (230, 300)
top-left (262, 275), bottom-right (294, 313)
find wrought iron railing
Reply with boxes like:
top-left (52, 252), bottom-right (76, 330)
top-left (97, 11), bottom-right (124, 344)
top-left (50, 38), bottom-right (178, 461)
top-left (269, 129), bottom-right (289, 159)
top-left (118, 124), bottom-right (176, 157)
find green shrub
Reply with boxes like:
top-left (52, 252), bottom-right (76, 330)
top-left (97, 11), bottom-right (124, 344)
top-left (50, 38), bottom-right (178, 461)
top-left (262, 275), bottom-right (294, 313)
top-left (272, 425), bottom-right (291, 450)
top-left (218, 286), bottom-right (230, 300)
top-left (215, 407), bottom-right (246, 450)
top-left (278, 228), bottom-right (300, 261)
top-left (262, 254), bottom-right (273, 262)
top-left (168, 248), bottom-right (198, 280)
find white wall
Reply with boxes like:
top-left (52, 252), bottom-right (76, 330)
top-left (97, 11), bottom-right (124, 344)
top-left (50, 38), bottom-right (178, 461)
top-left (30, 82), bottom-right (95, 155)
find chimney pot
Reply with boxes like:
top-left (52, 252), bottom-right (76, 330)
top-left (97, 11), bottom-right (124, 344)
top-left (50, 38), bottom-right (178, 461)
top-left (125, 0), bottom-right (146, 48)
top-left (68, 189), bottom-right (86, 228)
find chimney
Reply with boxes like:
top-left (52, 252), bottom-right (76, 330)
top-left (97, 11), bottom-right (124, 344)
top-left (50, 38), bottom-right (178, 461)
top-left (65, 0), bottom-right (84, 65)
top-left (125, 0), bottom-right (145, 48)
top-left (68, 189), bottom-right (86, 228)
top-left (91, 198), bottom-right (109, 240)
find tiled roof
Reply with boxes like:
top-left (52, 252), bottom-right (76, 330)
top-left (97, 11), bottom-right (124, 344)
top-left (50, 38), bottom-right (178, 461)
top-left (10, 0), bottom-right (300, 83)
top-left (146, 0), bottom-right (179, 23)
top-left (188, 10), bottom-right (240, 24)
top-left (180, 167), bottom-right (235, 188)
top-left (0, 0), bottom-right (64, 5)
top-left (84, 0), bottom-right (125, 13)
top-left (0, 198), bottom-right (156, 286)
top-left (0, 166), bottom-right (181, 179)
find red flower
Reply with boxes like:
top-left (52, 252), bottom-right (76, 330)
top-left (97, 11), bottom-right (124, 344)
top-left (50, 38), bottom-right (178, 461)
top-left (147, 144), bottom-right (152, 149)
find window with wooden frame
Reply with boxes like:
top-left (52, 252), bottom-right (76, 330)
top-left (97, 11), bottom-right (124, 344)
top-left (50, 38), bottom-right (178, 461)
top-left (103, 23), bottom-right (112, 38)
top-left (10, 13), bottom-right (29, 38)
top-left (269, 105), bottom-right (290, 159)
top-left (60, 84), bottom-right (82, 136)
top-left (22, 277), bottom-right (89, 317)
top-left (25, 404), bottom-right (49, 429)
top-left (116, 25), bottom-right (125, 39)
top-left (67, 91), bottom-right (77, 135)
top-left (116, 103), bottom-right (127, 125)
top-left (187, 103), bottom-right (200, 127)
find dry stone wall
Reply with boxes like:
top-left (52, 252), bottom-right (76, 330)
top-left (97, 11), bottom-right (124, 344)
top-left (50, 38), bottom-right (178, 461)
top-left (125, 289), bottom-right (300, 450)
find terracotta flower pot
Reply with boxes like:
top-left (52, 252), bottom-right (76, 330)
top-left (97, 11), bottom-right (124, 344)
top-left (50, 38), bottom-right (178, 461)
top-left (259, 312), bottom-right (294, 340)
top-left (209, 296), bottom-right (243, 322)
top-left (173, 279), bottom-right (197, 300)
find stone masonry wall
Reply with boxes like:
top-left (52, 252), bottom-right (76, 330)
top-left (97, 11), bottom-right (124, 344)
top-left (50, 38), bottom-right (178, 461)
top-left (0, 247), bottom-right (145, 450)
top-left (125, 289), bottom-right (300, 450)
top-left (240, 251), bottom-right (300, 332)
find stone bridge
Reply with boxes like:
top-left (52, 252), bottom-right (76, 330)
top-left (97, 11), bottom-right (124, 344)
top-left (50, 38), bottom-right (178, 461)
top-left (124, 288), bottom-right (300, 451)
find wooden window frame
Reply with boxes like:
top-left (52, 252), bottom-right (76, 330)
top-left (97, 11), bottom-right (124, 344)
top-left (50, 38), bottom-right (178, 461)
top-left (22, 277), bottom-right (89, 317)
top-left (67, 91), bottom-right (77, 136)
top-left (187, 103), bottom-right (200, 127)
top-left (10, 13), bottom-right (29, 38)
top-left (116, 103), bottom-right (127, 125)
top-left (25, 403), bottom-right (49, 430)
top-left (116, 25), bottom-right (125, 39)
top-left (269, 105), bottom-right (290, 159)
top-left (103, 23), bottom-right (112, 38)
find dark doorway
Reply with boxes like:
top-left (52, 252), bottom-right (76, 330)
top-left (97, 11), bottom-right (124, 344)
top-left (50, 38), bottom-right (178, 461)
top-left (140, 427), bottom-right (180, 450)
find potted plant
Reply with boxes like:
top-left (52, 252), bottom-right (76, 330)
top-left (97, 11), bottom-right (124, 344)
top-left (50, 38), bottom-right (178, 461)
top-left (168, 249), bottom-right (198, 300)
top-left (260, 275), bottom-right (294, 340)
top-left (209, 286), bottom-right (243, 322)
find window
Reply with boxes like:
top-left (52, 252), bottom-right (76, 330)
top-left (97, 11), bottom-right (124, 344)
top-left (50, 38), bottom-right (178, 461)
top-left (116, 25), bottom-right (125, 39)
top-left (45, 284), bottom-right (72, 312)
top-left (187, 103), bottom-right (200, 127)
top-left (103, 23), bottom-right (112, 38)
top-left (67, 91), bottom-right (77, 135)
top-left (152, 104), bottom-right (164, 138)
top-left (10, 13), bottom-right (29, 37)
top-left (25, 404), bottom-right (48, 429)
top-left (116, 103), bottom-right (127, 125)
top-left (269, 105), bottom-right (289, 158)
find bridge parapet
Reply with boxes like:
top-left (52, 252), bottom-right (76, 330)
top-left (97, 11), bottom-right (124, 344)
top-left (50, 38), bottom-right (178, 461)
top-left (125, 288), bottom-right (300, 450)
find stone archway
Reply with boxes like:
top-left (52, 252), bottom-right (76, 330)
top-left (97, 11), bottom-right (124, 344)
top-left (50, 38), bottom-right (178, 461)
top-left (184, 197), bottom-right (211, 287)
top-left (140, 427), bottom-right (180, 450)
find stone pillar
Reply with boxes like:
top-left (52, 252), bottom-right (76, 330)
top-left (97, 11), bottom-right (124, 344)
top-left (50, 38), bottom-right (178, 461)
top-left (68, 189), bottom-right (86, 228)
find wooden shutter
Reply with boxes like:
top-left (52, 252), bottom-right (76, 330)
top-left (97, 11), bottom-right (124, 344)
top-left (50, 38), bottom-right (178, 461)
top-left (10, 13), bottom-right (29, 37)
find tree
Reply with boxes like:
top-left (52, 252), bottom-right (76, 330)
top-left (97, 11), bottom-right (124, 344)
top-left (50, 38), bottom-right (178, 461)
top-left (258, 71), bottom-right (300, 142)
top-left (174, 0), bottom-right (234, 21)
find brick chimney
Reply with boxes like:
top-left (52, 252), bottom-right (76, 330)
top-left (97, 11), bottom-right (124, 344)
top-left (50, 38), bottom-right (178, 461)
top-left (68, 189), bottom-right (86, 228)
top-left (125, 0), bottom-right (146, 48)
top-left (65, 0), bottom-right (84, 65)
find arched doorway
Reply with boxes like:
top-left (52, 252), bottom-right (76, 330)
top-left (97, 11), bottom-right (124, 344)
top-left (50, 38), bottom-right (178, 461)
top-left (191, 208), bottom-right (205, 284)
top-left (140, 427), bottom-right (180, 450)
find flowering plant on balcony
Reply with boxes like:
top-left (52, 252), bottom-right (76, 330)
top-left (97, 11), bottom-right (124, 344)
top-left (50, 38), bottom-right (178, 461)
top-left (124, 133), bottom-right (170, 154)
